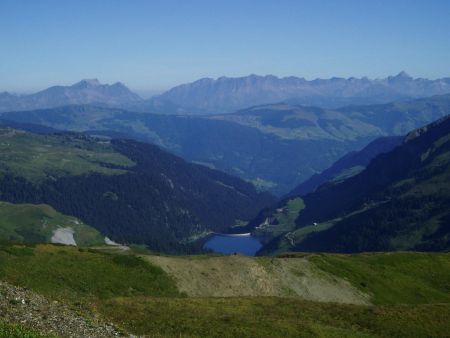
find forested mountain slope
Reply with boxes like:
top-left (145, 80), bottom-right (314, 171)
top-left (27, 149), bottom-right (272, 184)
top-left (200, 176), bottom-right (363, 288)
top-left (253, 115), bottom-right (450, 254)
top-left (0, 128), bottom-right (274, 253)
top-left (288, 135), bottom-right (403, 197)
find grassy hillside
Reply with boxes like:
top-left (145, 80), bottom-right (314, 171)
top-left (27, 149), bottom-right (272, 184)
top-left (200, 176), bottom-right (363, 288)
top-left (309, 252), bottom-right (450, 305)
top-left (81, 252), bottom-right (450, 337)
top-left (338, 94), bottom-right (450, 135)
top-left (1, 245), bottom-right (449, 305)
top-left (253, 197), bottom-right (305, 244)
top-left (1, 245), bottom-right (449, 337)
top-left (0, 244), bottom-right (180, 302)
top-left (0, 202), bottom-right (104, 246)
top-left (0, 128), bottom-right (134, 182)
top-left (0, 322), bottom-right (50, 338)
top-left (213, 103), bottom-right (381, 141)
top-left (214, 94), bottom-right (450, 143)
top-left (100, 298), bottom-right (450, 338)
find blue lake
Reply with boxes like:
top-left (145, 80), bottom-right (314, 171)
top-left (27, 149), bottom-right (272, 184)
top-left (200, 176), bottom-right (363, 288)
top-left (203, 234), bottom-right (262, 256)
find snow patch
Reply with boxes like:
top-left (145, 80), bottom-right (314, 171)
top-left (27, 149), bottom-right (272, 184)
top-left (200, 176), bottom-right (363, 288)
top-left (104, 237), bottom-right (120, 246)
top-left (51, 227), bottom-right (77, 246)
top-left (104, 237), bottom-right (130, 251)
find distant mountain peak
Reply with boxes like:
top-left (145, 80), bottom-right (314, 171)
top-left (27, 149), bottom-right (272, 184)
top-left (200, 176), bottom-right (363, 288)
top-left (112, 81), bottom-right (126, 87)
top-left (72, 79), bottom-right (102, 88)
top-left (393, 71), bottom-right (412, 79)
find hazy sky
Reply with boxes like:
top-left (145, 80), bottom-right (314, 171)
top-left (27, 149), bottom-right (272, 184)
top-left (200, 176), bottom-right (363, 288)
top-left (1, 0), bottom-right (449, 94)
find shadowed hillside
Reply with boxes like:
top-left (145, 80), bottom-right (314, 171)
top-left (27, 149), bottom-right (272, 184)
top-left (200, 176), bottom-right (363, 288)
top-left (253, 115), bottom-right (450, 254)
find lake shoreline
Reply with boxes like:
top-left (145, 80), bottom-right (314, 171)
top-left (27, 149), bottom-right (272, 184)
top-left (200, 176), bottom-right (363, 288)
top-left (203, 233), bottom-right (262, 256)
top-left (212, 232), bottom-right (251, 237)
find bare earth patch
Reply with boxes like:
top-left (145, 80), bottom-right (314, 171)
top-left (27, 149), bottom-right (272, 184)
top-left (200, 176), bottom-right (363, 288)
top-left (144, 255), bottom-right (370, 304)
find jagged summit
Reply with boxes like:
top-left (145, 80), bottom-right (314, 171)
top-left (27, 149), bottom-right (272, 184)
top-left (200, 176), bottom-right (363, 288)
top-left (72, 78), bottom-right (102, 88)
top-left (396, 70), bottom-right (412, 78)
top-left (388, 71), bottom-right (413, 81)
top-left (72, 79), bottom-right (101, 87)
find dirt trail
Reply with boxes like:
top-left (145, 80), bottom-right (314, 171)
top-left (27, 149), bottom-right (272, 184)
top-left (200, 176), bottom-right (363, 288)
top-left (144, 255), bottom-right (370, 305)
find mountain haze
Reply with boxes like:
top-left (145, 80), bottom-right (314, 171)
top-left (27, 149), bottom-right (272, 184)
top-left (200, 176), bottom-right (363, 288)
top-left (0, 105), bottom-right (373, 195)
top-left (2, 94), bottom-right (450, 195)
top-left (3, 73), bottom-right (450, 115)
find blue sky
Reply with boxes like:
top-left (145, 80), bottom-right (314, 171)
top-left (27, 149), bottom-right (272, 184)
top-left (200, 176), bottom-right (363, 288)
top-left (1, 0), bottom-right (449, 94)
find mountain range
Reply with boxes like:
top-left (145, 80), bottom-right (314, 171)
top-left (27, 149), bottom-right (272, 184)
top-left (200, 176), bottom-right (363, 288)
top-left (0, 79), bottom-right (143, 112)
top-left (2, 73), bottom-right (450, 115)
top-left (157, 72), bottom-right (450, 113)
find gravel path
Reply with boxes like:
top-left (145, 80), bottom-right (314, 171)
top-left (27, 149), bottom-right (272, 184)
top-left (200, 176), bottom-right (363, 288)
top-left (0, 281), bottom-right (123, 337)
